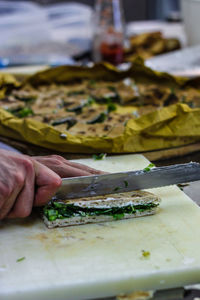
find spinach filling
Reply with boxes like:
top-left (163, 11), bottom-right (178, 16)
top-left (44, 201), bottom-right (158, 222)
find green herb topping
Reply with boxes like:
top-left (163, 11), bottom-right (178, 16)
top-left (44, 202), bottom-right (158, 222)
top-left (7, 107), bottom-right (34, 118)
top-left (143, 163), bottom-right (155, 172)
top-left (93, 153), bottom-right (106, 160)
top-left (107, 102), bottom-right (117, 113)
top-left (16, 257), bottom-right (26, 262)
top-left (142, 250), bottom-right (150, 258)
top-left (124, 181), bottom-right (128, 188)
top-left (17, 107), bottom-right (34, 118)
top-left (87, 96), bottom-right (96, 106)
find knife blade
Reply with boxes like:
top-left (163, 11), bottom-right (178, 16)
top-left (53, 162), bottom-right (200, 200)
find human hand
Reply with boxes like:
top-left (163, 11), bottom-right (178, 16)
top-left (0, 150), bottom-right (61, 220)
top-left (33, 155), bottom-right (105, 178)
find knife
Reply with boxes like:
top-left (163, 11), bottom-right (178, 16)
top-left (53, 162), bottom-right (200, 200)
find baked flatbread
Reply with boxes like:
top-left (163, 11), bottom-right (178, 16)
top-left (43, 190), bottom-right (160, 228)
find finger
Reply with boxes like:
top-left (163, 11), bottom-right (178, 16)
top-left (66, 161), bottom-right (106, 175)
top-left (48, 164), bottom-right (94, 178)
top-left (32, 156), bottom-right (106, 177)
top-left (33, 161), bottom-right (61, 207)
top-left (33, 157), bottom-right (100, 177)
top-left (7, 161), bottom-right (35, 219)
top-left (0, 182), bottom-right (23, 220)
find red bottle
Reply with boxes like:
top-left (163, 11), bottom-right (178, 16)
top-left (93, 0), bottom-right (125, 65)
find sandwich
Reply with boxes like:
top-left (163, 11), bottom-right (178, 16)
top-left (43, 190), bottom-right (160, 228)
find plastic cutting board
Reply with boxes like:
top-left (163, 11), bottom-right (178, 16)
top-left (1, 154), bottom-right (200, 300)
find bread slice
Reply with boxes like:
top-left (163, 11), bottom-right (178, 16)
top-left (43, 190), bottom-right (160, 229)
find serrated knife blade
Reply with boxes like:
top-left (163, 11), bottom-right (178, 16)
top-left (53, 162), bottom-right (200, 200)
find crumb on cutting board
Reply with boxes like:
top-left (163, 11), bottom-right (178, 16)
top-left (117, 291), bottom-right (154, 300)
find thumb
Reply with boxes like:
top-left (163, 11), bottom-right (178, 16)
top-left (33, 160), bottom-right (62, 206)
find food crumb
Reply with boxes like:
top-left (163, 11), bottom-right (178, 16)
top-left (92, 153), bottom-right (107, 160)
top-left (141, 250), bottom-right (150, 258)
top-left (166, 258), bottom-right (171, 262)
top-left (117, 290), bottom-right (153, 300)
top-left (16, 257), bottom-right (26, 262)
top-left (143, 163), bottom-right (155, 172)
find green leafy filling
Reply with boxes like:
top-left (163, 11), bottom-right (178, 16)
top-left (44, 202), bottom-right (158, 221)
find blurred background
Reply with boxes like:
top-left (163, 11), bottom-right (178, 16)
top-left (1, 0), bottom-right (181, 21)
top-left (8, 0), bottom-right (180, 21)
top-left (0, 0), bottom-right (199, 76)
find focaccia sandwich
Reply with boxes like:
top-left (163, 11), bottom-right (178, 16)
top-left (43, 190), bottom-right (160, 228)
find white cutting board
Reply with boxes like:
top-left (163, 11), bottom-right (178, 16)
top-left (1, 154), bottom-right (200, 300)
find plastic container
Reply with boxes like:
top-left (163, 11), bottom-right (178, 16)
top-left (181, 0), bottom-right (200, 45)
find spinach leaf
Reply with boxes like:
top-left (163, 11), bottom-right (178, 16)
top-left (44, 208), bottom-right (58, 221)
top-left (113, 213), bottom-right (124, 220)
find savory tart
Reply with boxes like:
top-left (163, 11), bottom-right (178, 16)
top-left (2, 77), bottom-right (200, 140)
